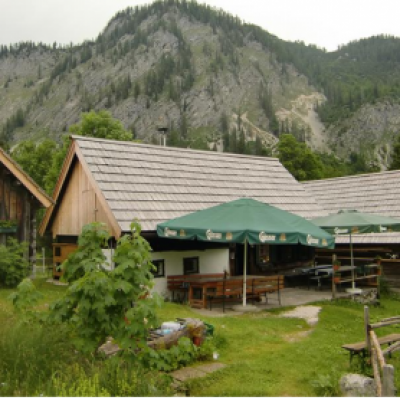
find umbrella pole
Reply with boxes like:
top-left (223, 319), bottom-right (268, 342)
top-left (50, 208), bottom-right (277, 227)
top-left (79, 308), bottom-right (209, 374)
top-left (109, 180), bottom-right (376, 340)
top-left (350, 232), bottom-right (355, 289)
top-left (243, 239), bottom-right (247, 307)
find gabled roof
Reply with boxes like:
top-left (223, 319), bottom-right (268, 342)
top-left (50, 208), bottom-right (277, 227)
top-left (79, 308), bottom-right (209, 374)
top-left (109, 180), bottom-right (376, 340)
top-left (303, 170), bottom-right (400, 244)
top-left (0, 147), bottom-right (53, 208)
top-left (41, 135), bottom-right (327, 235)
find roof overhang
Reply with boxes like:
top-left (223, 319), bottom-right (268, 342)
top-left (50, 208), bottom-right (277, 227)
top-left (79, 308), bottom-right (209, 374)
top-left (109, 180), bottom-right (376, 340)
top-left (0, 147), bottom-right (53, 208)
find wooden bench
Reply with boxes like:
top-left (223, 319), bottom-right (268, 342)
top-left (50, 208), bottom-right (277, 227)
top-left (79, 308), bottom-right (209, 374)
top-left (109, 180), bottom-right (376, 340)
top-left (249, 275), bottom-right (284, 305)
top-left (342, 333), bottom-right (400, 363)
top-left (206, 279), bottom-right (244, 312)
top-left (167, 273), bottom-right (224, 303)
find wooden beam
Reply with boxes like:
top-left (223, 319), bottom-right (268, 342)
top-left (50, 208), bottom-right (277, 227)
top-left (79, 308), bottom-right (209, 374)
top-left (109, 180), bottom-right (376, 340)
top-left (0, 147), bottom-right (52, 208)
top-left (370, 331), bottom-right (386, 369)
top-left (372, 349), bottom-right (383, 399)
top-left (365, 306), bottom-right (371, 354)
top-left (75, 144), bottom-right (122, 239)
top-left (370, 320), bottom-right (400, 330)
top-left (382, 341), bottom-right (400, 356)
top-left (39, 140), bottom-right (77, 236)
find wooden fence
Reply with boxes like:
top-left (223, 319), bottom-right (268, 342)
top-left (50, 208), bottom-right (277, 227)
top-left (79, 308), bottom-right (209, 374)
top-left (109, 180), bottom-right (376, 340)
top-left (364, 306), bottom-right (397, 397)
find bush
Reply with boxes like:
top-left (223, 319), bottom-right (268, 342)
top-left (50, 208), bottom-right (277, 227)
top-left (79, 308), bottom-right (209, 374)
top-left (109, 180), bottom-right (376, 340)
top-left (0, 238), bottom-right (29, 287)
top-left (141, 337), bottom-right (215, 372)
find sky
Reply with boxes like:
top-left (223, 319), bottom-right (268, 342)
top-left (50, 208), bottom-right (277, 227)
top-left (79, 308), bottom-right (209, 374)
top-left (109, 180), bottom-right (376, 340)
top-left (0, 0), bottom-right (399, 51)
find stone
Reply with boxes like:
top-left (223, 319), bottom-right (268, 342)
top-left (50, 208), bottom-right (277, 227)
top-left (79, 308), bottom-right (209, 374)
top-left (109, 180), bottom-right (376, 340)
top-left (170, 367), bottom-right (207, 382)
top-left (340, 373), bottom-right (376, 397)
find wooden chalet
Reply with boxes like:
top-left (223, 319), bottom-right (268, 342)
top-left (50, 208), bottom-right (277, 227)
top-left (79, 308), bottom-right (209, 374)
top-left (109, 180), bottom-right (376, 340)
top-left (304, 170), bottom-right (400, 286)
top-left (0, 147), bottom-right (53, 266)
top-left (40, 136), bottom-right (327, 296)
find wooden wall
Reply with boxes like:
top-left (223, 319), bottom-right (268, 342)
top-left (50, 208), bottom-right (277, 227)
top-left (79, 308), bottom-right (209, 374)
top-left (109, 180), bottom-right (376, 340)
top-left (52, 161), bottom-right (116, 238)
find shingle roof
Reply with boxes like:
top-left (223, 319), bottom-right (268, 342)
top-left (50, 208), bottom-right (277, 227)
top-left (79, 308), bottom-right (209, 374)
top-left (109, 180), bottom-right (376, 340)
top-left (75, 136), bottom-right (327, 232)
top-left (303, 170), bottom-right (400, 244)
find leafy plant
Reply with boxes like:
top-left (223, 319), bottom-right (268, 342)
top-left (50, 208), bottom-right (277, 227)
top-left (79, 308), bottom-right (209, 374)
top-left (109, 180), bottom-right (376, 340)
top-left (8, 278), bottom-right (43, 321)
top-left (141, 337), bottom-right (215, 372)
top-left (0, 238), bottom-right (29, 287)
top-left (49, 221), bottom-right (162, 355)
top-left (0, 219), bottom-right (18, 229)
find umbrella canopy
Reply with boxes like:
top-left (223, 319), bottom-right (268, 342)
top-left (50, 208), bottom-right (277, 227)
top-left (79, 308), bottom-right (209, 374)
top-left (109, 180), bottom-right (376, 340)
top-left (311, 209), bottom-right (400, 289)
top-left (311, 209), bottom-right (400, 235)
top-left (157, 198), bottom-right (335, 248)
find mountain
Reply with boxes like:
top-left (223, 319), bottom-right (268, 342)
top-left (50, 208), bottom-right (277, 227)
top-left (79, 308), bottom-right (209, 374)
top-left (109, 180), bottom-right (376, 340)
top-left (1, 0), bottom-right (400, 168)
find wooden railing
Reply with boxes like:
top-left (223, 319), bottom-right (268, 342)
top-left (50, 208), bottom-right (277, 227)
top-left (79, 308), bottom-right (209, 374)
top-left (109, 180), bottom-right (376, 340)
top-left (365, 306), bottom-right (397, 397)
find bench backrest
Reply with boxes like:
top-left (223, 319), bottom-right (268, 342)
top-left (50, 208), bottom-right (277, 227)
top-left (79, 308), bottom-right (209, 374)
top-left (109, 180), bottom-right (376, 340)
top-left (167, 273), bottom-right (225, 290)
top-left (251, 275), bottom-right (284, 291)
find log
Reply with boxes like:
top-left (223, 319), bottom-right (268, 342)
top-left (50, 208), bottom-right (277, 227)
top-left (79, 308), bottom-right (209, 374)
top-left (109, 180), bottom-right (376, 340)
top-left (382, 341), bottom-right (400, 356)
top-left (370, 320), bottom-right (400, 329)
top-left (372, 348), bottom-right (382, 397)
top-left (370, 331), bottom-right (386, 369)
top-left (364, 306), bottom-right (371, 354)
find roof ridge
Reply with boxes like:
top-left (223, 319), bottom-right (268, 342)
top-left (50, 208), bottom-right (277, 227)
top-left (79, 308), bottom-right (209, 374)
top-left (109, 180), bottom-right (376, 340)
top-left (303, 169), bottom-right (400, 184)
top-left (71, 135), bottom-right (280, 162)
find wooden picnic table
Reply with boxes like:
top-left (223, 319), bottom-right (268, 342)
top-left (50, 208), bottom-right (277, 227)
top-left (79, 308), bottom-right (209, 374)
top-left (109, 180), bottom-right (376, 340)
top-left (184, 275), bottom-right (264, 309)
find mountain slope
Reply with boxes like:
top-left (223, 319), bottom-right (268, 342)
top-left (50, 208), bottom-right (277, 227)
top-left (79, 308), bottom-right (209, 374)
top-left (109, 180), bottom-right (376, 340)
top-left (1, 0), bottom-right (400, 168)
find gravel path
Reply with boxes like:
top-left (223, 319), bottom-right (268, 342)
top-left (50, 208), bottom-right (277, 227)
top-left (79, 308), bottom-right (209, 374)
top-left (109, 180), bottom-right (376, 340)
top-left (281, 305), bottom-right (322, 326)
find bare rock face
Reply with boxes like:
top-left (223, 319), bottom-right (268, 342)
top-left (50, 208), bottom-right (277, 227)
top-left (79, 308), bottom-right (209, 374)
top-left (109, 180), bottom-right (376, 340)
top-left (339, 374), bottom-right (376, 397)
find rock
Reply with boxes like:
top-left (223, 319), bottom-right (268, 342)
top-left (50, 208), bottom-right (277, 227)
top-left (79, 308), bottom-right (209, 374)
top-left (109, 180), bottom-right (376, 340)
top-left (340, 373), bottom-right (376, 397)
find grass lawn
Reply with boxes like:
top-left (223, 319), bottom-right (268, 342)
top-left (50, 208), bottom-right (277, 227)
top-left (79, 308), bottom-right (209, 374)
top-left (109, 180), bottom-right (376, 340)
top-left (1, 279), bottom-right (400, 396)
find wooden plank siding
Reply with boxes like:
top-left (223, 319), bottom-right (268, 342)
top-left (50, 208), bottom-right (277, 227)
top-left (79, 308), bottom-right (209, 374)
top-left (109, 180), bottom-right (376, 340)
top-left (51, 161), bottom-right (117, 238)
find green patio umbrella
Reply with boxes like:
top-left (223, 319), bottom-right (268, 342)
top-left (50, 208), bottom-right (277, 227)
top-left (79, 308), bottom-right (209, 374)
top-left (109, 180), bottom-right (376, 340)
top-left (157, 198), bottom-right (335, 307)
top-left (311, 210), bottom-right (400, 288)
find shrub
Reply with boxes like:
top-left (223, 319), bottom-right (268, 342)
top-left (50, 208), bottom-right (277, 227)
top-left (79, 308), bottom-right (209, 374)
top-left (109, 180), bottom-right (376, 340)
top-left (141, 337), bottom-right (215, 372)
top-left (0, 238), bottom-right (29, 287)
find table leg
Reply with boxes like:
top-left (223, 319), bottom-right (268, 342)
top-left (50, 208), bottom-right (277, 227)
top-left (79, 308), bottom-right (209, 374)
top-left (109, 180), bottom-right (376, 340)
top-left (188, 285), bottom-right (194, 307)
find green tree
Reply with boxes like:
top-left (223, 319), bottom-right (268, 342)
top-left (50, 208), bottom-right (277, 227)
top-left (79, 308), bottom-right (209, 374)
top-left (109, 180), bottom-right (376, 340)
top-left (276, 134), bottom-right (324, 181)
top-left (12, 139), bottom-right (57, 189)
top-left (69, 110), bottom-right (133, 141)
top-left (389, 134), bottom-right (400, 170)
top-left (49, 221), bottom-right (162, 354)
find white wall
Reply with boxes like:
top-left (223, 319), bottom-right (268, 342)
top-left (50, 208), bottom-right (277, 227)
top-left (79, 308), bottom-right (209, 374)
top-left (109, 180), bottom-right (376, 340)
top-left (151, 248), bottom-right (229, 299)
top-left (101, 247), bottom-right (229, 299)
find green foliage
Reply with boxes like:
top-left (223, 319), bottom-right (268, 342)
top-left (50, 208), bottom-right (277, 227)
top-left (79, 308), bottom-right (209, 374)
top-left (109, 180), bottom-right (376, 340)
top-left (141, 337), bottom-right (215, 372)
top-left (0, 238), bottom-right (29, 287)
top-left (61, 222), bottom-right (110, 282)
top-left (11, 139), bottom-right (58, 190)
top-left (389, 133), bottom-right (400, 170)
top-left (8, 278), bottom-right (43, 315)
top-left (45, 359), bottom-right (172, 399)
top-left (0, 219), bottom-right (18, 228)
top-left (69, 110), bottom-right (133, 141)
top-left (49, 221), bottom-right (162, 354)
top-left (310, 369), bottom-right (341, 397)
top-left (276, 134), bottom-right (324, 181)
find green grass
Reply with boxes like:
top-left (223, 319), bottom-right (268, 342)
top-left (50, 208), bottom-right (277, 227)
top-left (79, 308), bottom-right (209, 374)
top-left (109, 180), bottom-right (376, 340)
top-left (1, 279), bottom-right (400, 396)
top-left (157, 298), bottom-right (400, 396)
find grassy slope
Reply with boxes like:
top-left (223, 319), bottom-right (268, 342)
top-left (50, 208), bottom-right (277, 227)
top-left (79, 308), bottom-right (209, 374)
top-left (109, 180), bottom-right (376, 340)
top-left (1, 279), bottom-right (400, 396)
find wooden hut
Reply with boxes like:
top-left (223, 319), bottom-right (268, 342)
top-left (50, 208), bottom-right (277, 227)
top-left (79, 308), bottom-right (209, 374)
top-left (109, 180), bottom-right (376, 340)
top-left (0, 147), bottom-right (53, 266)
top-left (40, 136), bottom-right (327, 295)
top-left (303, 170), bottom-right (400, 286)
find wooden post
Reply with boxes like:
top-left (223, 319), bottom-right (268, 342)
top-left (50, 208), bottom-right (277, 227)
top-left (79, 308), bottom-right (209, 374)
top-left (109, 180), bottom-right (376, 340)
top-left (372, 348), bottom-right (382, 397)
top-left (364, 306), bottom-right (371, 354)
top-left (382, 364), bottom-right (395, 397)
top-left (332, 254), bottom-right (336, 299)
top-left (30, 203), bottom-right (37, 278)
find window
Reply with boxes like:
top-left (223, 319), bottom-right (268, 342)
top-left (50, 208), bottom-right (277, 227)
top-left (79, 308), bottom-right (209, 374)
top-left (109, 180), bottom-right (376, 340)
top-left (183, 257), bottom-right (199, 275)
top-left (152, 259), bottom-right (165, 278)
top-left (54, 246), bottom-right (61, 257)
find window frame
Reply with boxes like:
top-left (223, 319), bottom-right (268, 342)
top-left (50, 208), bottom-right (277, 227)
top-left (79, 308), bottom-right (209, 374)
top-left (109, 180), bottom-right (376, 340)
top-left (152, 259), bottom-right (165, 278)
top-left (183, 256), bottom-right (199, 275)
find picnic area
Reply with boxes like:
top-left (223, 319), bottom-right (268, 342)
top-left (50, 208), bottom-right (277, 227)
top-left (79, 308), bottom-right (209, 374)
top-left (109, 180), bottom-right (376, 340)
top-left (1, 276), bottom-right (400, 397)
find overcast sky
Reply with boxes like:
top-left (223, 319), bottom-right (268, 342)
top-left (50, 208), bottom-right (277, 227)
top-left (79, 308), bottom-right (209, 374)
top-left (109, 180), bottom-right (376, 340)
top-left (1, 0), bottom-right (399, 51)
